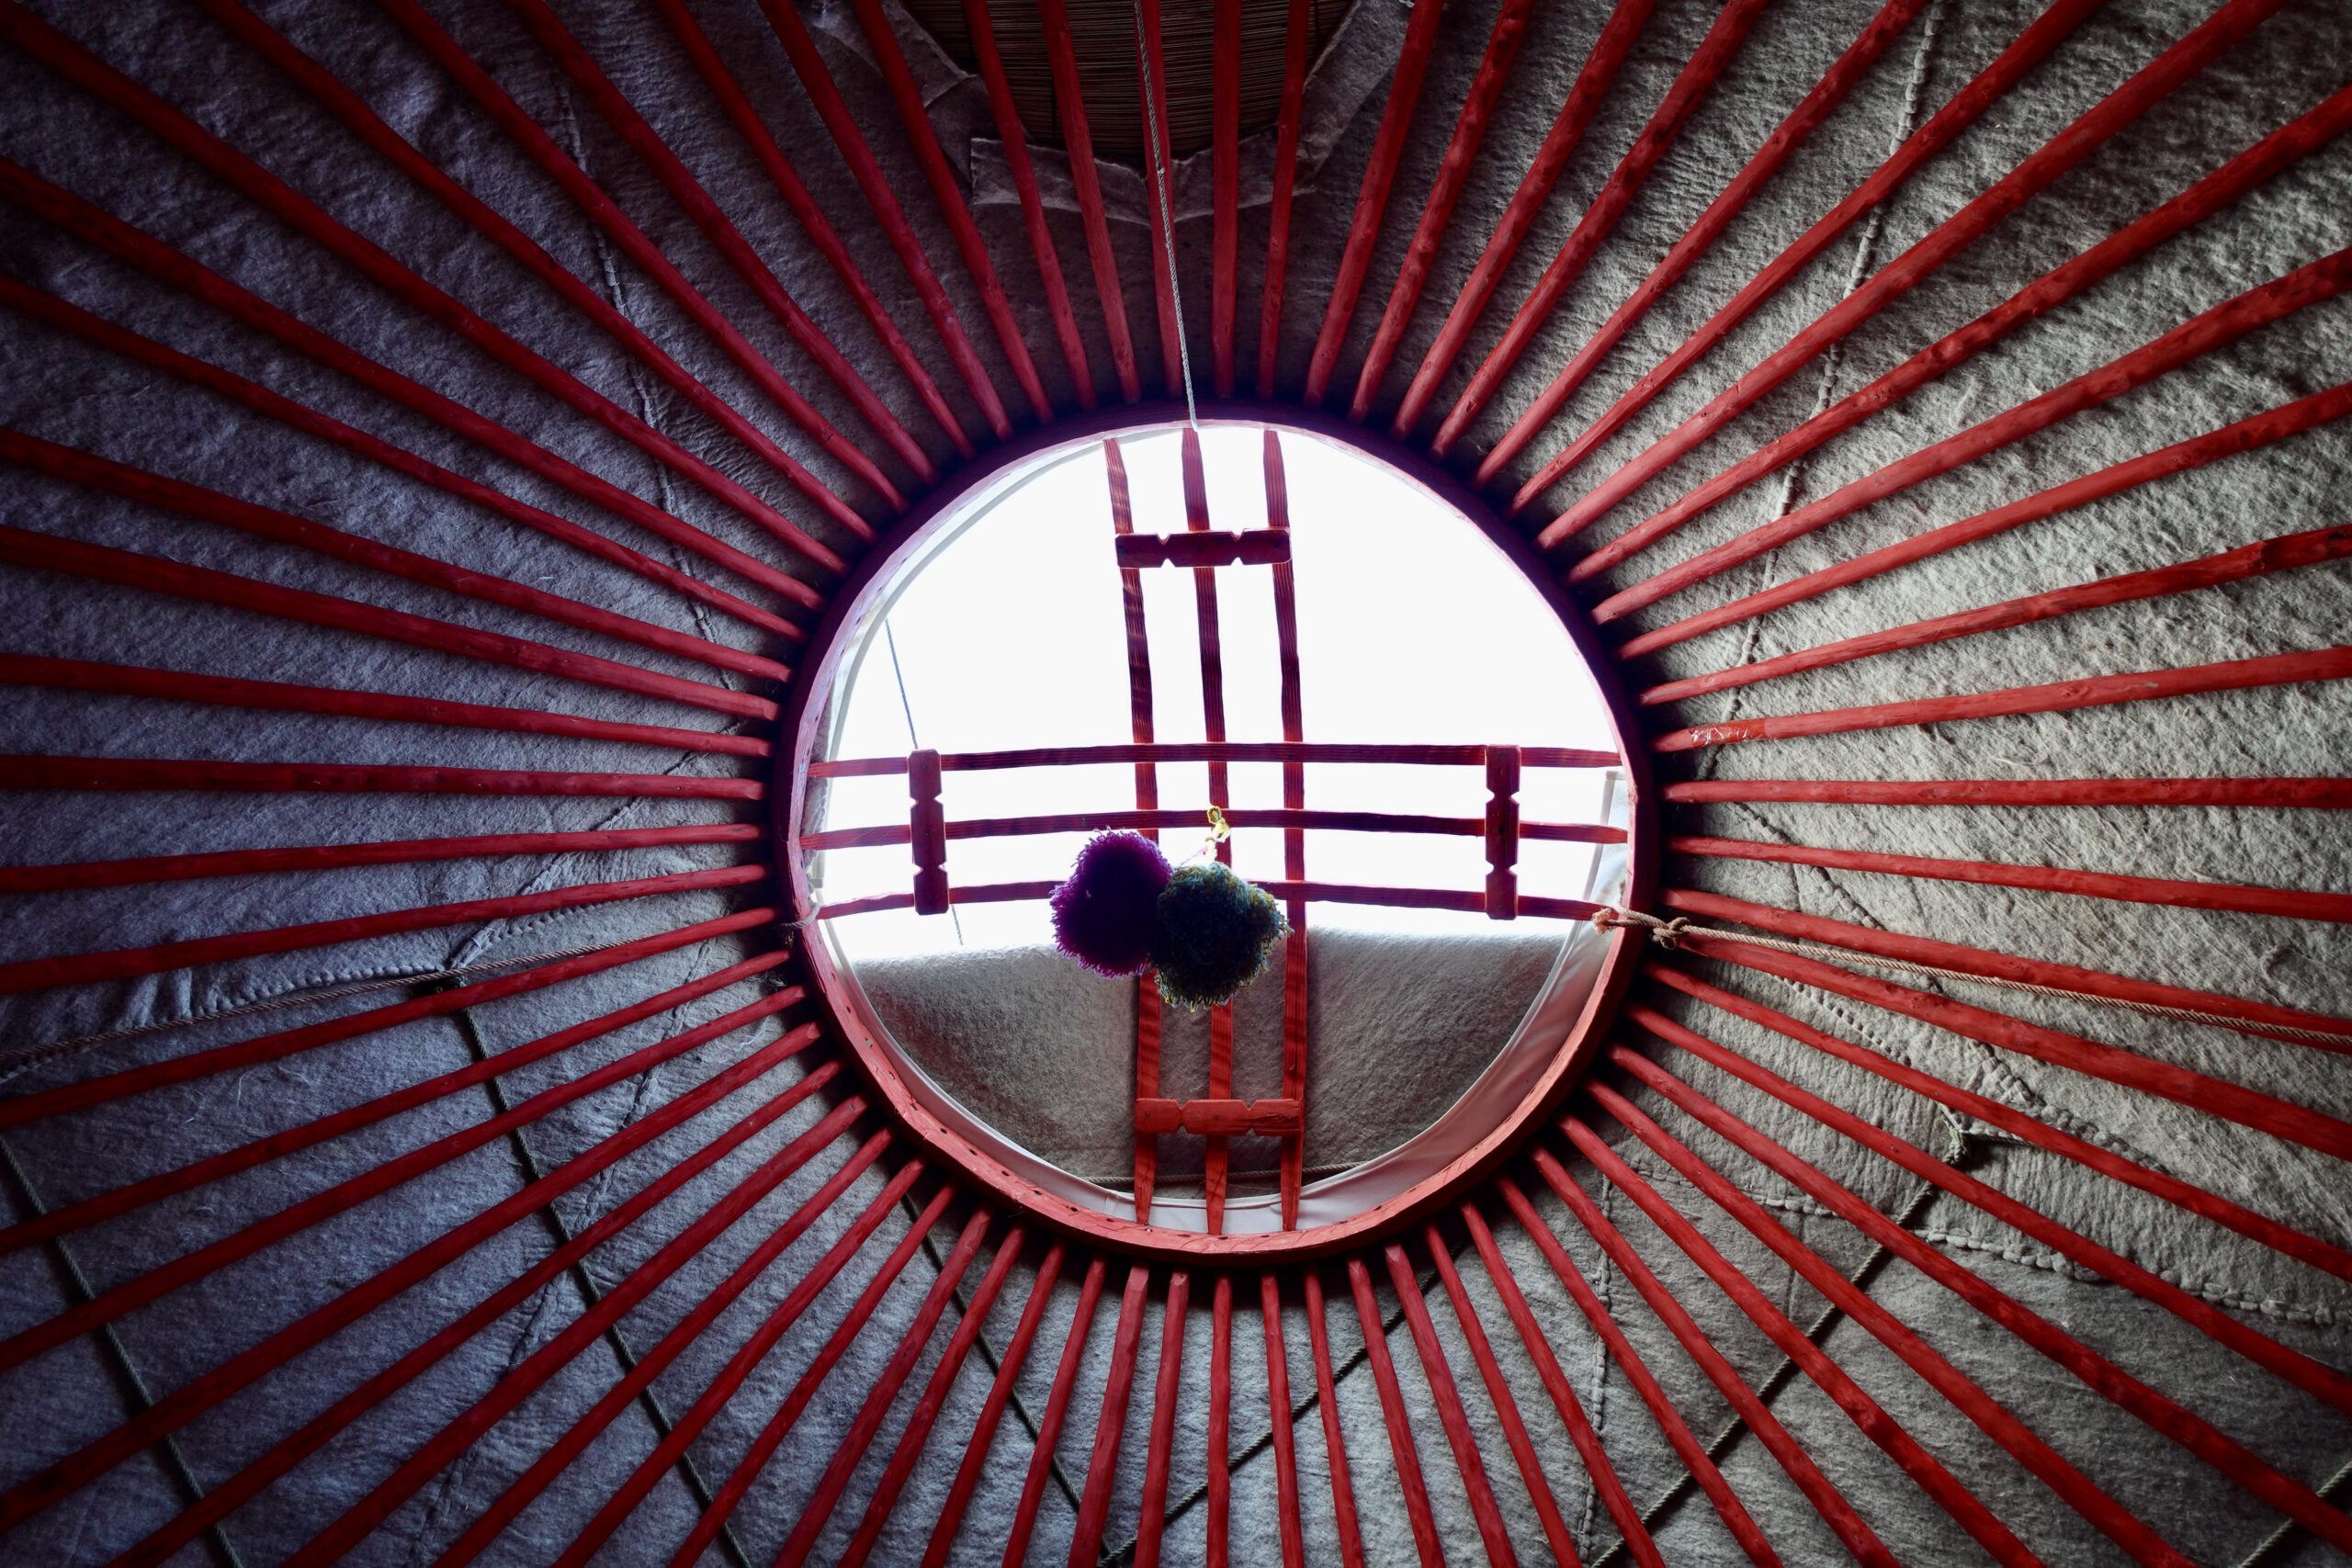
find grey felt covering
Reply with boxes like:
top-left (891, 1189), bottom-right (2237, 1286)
top-left (0, 0), bottom-right (2347, 1563)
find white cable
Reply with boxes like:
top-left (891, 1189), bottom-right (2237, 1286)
top-left (1132, 0), bottom-right (1199, 430)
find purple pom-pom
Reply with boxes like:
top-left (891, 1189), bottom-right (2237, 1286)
top-left (1049, 830), bottom-right (1172, 977)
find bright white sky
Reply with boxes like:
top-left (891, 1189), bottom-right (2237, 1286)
top-left (814, 423), bottom-right (1625, 961)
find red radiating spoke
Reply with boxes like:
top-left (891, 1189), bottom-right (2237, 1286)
top-left (0, 3), bottom-right (852, 570)
top-left (1470, 0), bottom-right (1928, 483)
top-left (0, 756), bottom-right (760, 800)
top-left (661, 1181), bottom-right (961, 1568)
top-left (1039, 0), bottom-right (1141, 403)
top-left (1131, 1269), bottom-right (1191, 1568)
top-left (1346, 0), bottom-right (1536, 423)
top-left (110, 1089), bottom-right (865, 1568)
top-left (1385, 1241), bottom-right (1523, 1565)
top-left (843, 0), bottom-right (1054, 424)
top-left (0, 1008), bottom-right (823, 1537)
top-left (1344, 1255), bottom-right (1443, 1567)
top-left (551, 1156), bottom-right (929, 1568)
top-left (901, 1241), bottom-right (1071, 1568)
top-left (1589, 1079), bottom-right (2195, 1566)
top-left (1654, 647), bottom-right (2352, 753)
top-left (1211, 0), bottom-right (1240, 398)
top-left (1386, 0), bottom-right (1653, 436)
top-left (0, 158), bottom-right (824, 608)
top-left (754, 0), bottom-right (1016, 439)
top-left (1644, 524), bottom-right (2352, 706)
top-left (1530, 1148), bottom-right (1893, 1563)
top-left (1069, 1263), bottom-right (1154, 1567)
top-left (990, 1253), bottom-right (1109, 1568)
top-left (1301, 1269), bottom-right (1368, 1567)
top-left (1428, 0), bottom-right (1770, 457)
top-left (1530, 0), bottom-right (2285, 539)
top-left (1138, 0), bottom-right (1182, 399)
top-left (1590, 246), bottom-right (2352, 623)
top-left (1573, 80), bottom-right (2352, 566)
top-left (204, 0), bottom-right (908, 513)
top-left (771, 1209), bottom-right (1000, 1567)
top-left (965, 0), bottom-right (1094, 409)
top-left (1206, 1273), bottom-right (1233, 1564)
top-left (1666, 778), bottom-right (2352, 811)
top-left (649, 0), bottom-right (971, 458)
top-left (1255, 0), bottom-right (1314, 400)
top-left (1258, 1274), bottom-right (1306, 1568)
top-left (1300, 0), bottom-right (1445, 408)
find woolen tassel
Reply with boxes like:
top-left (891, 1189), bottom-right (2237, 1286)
top-left (1049, 829), bottom-right (1172, 977)
top-left (1151, 861), bottom-right (1289, 1010)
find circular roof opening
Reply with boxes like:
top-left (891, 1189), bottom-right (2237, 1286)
top-left (779, 417), bottom-right (1640, 1253)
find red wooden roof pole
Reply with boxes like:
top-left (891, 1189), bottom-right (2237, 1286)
top-left (0, 279), bottom-right (800, 641)
top-left (772, 1211), bottom-right (1001, 1566)
top-left (1038, 0), bottom-right (1142, 401)
top-left (1495, 0), bottom-right (2109, 504)
top-left (1182, 429), bottom-right (1238, 1231)
top-left (1577, 81), bottom-right (2352, 576)
top-left (1345, 1257), bottom-right (1445, 1566)
top-left (1652, 646), bottom-right (2352, 753)
top-left (1676, 836), bottom-right (2352, 928)
top-left (831, 1225), bottom-right (1036, 1566)
top-left (1109, 441), bottom-right (1166, 1219)
top-left (1418, 1224), bottom-right (1579, 1562)
top-left (1131, 1269), bottom-right (1193, 1567)
top-left (1468, 0), bottom-right (1928, 480)
top-left (965, 0), bottom-right (1095, 410)
top-left (0, 950), bottom-right (790, 1253)
top-left (1300, 0), bottom-right (1445, 408)
top-left (1206, 1273), bottom-right (1234, 1564)
top-left (1266, 433), bottom-right (1309, 1224)
top-left (1384, 1241), bottom-right (1524, 1566)
top-left (0, 908), bottom-right (775, 1129)
top-left (1301, 1270), bottom-right (1368, 1566)
top-left (1428, 0), bottom-right (1770, 457)
top-left (1532, 0), bottom-right (2284, 541)
top-left (846, 0), bottom-right (1054, 424)
top-left (0, 4), bottom-right (859, 559)
top-left (113, 1099), bottom-right (872, 1568)
top-left (1626, 1022), bottom-right (2352, 1418)
top-left (3, 432), bottom-right (782, 682)
top-left (0, 1010), bottom-right (825, 1537)
top-left (1646, 958), bottom-right (2352, 1284)
top-left (1138, 0), bottom-right (1184, 399)
top-left (209, 0), bottom-right (914, 509)
top-left (904, 1241), bottom-right (1072, 1568)
top-left (810, 740), bottom-right (1621, 774)
top-left (300, 1108), bottom-right (933, 1568)
top-left (1646, 524), bottom-right (2352, 707)
top-left (1657, 890), bottom-right (2352, 1054)
top-left (1384, 0), bottom-right (1654, 436)
top-left (1212, 0), bottom-right (1241, 396)
top-left (652, 0), bottom-right (973, 457)
top-left (654, 1183), bottom-right (957, 1568)
top-left (452, 0), bottom-right (927, 502)
top-left (0, 863), bottom-right (763, 999)
top-left (1255, 0), bottom-right (1313, 400)
top-left (1069, 1264), bottom-right (1154, 1567)
top-left (436, 1119), bottom-right (901, 1568)
top-left (0, 162), bottom-right (826, 608)
top-left (547, 1154), bottom-right (921, 1567)
top-left (0, 656), bottom-right (770, 758)
top-left (1464, 1201), bottom-right (1675, 1568)
top-left (993, 1254), bottom-right (1110, 1568)
top-left (1668, 778), bottom-right (2352, 812)
top-left (753, 0), bottom-right (1016, 439)
top-left (0, 756), bottom-right (761, 801)
top-left (1258, 1274), bottom-right (1306, 1568)
top-left (1346, 0), bottom-right (1535, 424)
top-left (0, 525), bottom-right (778, 721)
top-left (1592, 245), bottom-right (2352, 624)
top-left (1532, 1146), bottom-right (1896, 1563)
top-left (1617, 378), bottom-right (2352, 659)
top-left (1685, 936), bottom-right (2352, 1164)
top-left (1591, 1079), bottom-right (2192, 1567)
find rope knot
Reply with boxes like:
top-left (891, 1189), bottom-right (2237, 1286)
top-left (1593, 907), bottom-right (1690, 947)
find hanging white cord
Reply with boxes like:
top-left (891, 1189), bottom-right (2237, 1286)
top-left (1132, 0), bottom-right (1199, 430)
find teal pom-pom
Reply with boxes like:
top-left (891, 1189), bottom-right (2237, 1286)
top-left (1150, 861), bottom-right (1289, 1010)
